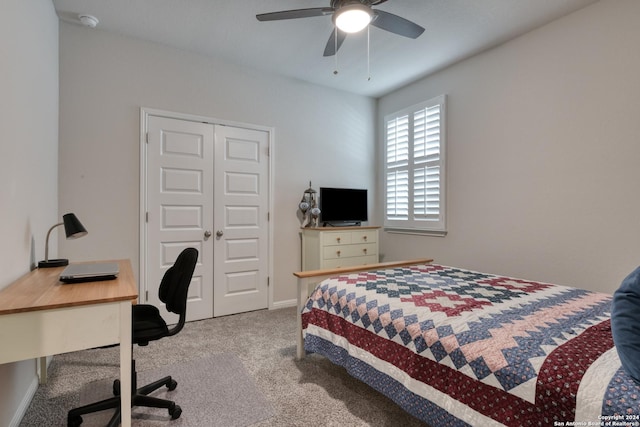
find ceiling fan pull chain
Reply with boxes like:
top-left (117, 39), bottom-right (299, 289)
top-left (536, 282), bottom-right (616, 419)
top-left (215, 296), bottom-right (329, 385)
top-left (333, 26), bottom-right (339, 75)
top-left (367, 25), bottom-right (371, 81)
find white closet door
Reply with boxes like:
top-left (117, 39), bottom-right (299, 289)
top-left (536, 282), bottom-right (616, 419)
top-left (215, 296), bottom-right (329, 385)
top-left (143, 113), bottom-right (271, 320)
top-left (146, 115), bottom-right (214, 322)
top-left (213, 125), bottom-right (270, 316)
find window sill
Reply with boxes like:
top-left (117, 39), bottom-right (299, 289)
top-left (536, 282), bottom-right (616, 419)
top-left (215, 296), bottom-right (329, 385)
top-left (384, 227), bottom-right (447, 237)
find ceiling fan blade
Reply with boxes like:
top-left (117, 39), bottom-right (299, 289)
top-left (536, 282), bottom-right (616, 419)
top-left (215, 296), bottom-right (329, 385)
top-left (323, 28), bottom-right (347, 57)
top-left (371, 9), bottom-right (425, 39)
top-left (256, 8), bottom-right (334, 22)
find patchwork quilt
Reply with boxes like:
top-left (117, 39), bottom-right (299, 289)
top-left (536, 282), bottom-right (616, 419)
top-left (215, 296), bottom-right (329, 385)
top-left (301, 264), bottom-right (640, 426)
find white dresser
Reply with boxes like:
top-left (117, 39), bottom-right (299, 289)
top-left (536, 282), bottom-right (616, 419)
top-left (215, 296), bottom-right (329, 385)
top-left (301, 226), bottom-right (380, 270)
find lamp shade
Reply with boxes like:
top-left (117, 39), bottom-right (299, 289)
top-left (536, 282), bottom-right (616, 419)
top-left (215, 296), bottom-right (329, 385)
top-left (63, 213), bottom-right (88, 239)
top-left (38, 213), bottom-right (88, 268)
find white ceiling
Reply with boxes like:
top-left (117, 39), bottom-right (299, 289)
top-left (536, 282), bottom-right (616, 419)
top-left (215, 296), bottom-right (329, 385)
top-left (52, 0), bottom-right (597, 98)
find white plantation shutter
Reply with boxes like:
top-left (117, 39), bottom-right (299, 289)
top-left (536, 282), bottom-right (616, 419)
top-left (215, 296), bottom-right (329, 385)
top-left (386, 170), bottom-right (408, 219)
top-left (384, 95), bottom-right (446, 233)
top-left (385, 114), bottom-right (409, 220)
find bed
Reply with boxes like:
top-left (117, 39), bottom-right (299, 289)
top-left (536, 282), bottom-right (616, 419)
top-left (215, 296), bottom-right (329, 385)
top-left (294, 260), bottom-right (640, 426)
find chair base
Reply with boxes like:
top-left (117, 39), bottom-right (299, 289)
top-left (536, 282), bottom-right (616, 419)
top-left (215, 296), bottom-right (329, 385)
top-left (67, 361), bottom-right (182, 427)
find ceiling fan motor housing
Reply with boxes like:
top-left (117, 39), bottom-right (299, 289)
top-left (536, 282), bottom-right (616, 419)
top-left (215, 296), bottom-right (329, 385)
top-left (330, 0), bottom-right (385, 7)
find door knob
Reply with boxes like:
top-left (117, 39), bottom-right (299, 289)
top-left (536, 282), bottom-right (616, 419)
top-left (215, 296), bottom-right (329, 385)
top-left (216, 230), bottom-right (224, 238)
top-left (204, 230), bottom-right (212, 240)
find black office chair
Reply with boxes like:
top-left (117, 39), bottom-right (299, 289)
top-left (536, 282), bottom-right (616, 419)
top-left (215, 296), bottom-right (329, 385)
top-left (68, 247), bottom-right (199, 427)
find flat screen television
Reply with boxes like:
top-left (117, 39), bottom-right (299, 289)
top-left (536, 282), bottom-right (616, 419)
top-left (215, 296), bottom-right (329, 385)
top-left (319, 187), bottom-right (368, 226)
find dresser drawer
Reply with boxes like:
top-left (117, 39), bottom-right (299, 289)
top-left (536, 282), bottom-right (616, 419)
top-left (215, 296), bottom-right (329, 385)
top-left (320, 231), bottom-right (352, 246)
top-left (322, 243), bottom-right (377, 260)
top-left (351, 230), bottom-right (377, 244)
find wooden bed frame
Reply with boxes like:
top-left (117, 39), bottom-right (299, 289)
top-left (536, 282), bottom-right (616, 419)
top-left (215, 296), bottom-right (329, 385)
top-left (293, 258), bottom-right (434, 359)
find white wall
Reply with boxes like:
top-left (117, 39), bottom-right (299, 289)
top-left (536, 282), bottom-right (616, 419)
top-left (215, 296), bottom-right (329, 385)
top-left (378, 0), bottom-right (640, 294)
top-left (0, 1), bottom-right (59, 425)
top-left (57, 23), bottom-right (377, 304)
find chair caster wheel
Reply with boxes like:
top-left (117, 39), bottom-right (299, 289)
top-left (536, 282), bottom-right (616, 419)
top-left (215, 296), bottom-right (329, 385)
top-left (68, 414), bottom-right (83, 427)
top-left (169, 404), bottom-right (182, 419)
top-left (167, 378), bottom-right (178, 391)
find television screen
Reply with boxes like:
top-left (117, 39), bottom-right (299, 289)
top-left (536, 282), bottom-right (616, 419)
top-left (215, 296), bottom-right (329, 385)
top-left (319, 187), bottom-right (368, 225)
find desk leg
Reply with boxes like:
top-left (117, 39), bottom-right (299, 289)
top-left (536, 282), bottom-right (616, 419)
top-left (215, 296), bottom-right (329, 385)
top-left (119, 301), bottom-right (132, 427)
top-left (38, 356), bottom-right (47, 384)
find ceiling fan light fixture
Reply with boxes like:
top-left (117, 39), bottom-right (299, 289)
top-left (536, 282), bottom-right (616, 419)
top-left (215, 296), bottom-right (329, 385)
top-left (334, 4), bottom-right (372, 33)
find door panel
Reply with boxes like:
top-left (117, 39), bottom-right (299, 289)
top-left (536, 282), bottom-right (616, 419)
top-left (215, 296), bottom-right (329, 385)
top-left (213, 126), bottom-right (269, 316)
top-left (146, 116), bottom-right (214, 322)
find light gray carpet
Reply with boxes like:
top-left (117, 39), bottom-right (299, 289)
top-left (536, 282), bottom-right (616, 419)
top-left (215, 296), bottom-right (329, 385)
top-left (74, 353), bottom-right (273, 426)
top-left (21, 307), bottom-right (427, 426)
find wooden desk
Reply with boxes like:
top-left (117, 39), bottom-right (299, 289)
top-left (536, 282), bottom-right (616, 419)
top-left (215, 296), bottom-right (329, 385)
top-left (0, 259), bottom-right (138, 427)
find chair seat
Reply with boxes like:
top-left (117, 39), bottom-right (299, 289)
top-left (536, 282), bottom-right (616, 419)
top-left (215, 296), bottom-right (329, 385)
top-left (133, 304), bottom-right (169, 345)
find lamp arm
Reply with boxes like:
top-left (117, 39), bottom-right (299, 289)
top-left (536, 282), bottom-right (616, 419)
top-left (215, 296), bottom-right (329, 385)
top-left (44, 222), bottom-right (63, 262)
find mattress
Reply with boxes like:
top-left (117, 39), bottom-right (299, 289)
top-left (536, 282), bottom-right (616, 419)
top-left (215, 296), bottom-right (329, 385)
top-left (301, 263), bottom-right (640, 426)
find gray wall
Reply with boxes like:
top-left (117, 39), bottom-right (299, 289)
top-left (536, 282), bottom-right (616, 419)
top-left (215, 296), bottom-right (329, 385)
top-left (0, 1), bottom-right (59, 425)
top-left (57, 22), bottom-right (377, 305)
top-left (379, 0), bottom-right (640, 294)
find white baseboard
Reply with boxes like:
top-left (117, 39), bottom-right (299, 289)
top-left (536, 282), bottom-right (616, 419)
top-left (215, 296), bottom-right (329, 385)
top-left (271, 299), bottom-right (297, 310)
top-left (8, 355), bottom-right (52, 427)
top-left (9, 375), bottom-right (38, 427)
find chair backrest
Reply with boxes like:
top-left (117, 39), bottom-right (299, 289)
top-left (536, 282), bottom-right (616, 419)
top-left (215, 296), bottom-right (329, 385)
top-left (158, 247), bottom-right (198, 320)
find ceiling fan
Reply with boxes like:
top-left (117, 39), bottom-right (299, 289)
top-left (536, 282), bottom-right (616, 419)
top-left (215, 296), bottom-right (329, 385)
top-left (256, 0), bottom-right (425, 57)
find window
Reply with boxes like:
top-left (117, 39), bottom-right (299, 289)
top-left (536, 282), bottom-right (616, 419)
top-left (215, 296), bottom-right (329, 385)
top-left (384, 95), bottom-right (446, 235)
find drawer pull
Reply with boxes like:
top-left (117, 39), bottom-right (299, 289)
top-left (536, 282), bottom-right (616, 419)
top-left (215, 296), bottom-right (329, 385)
top-left (363, 248), bottom-right (367, 254)
top-left (336, 237), bottom-right (341, 243)
top-left (363, 236), bottom-right (367, 241)
top-left (337, 250), bottom-right (341, 257)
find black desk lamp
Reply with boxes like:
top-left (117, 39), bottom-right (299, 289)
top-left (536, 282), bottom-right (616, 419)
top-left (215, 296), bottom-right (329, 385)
top-left (38, 213), bottom-right (88, 268)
